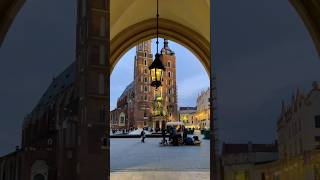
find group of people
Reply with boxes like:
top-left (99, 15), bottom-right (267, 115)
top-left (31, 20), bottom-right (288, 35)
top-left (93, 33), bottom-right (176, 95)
top-left (140, 126), bottom-right (200, 146)
top-left (111, 127), bottom-right (137, 134)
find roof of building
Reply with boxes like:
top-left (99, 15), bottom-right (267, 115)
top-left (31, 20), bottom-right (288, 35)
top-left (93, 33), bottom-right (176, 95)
top-left (278, 81), bottom-right (320, 124)
top-left (119, 81), bottom-right (134, 100)
top-left (35, 62), bottom-right (75, 109)
top-left (179, 107), bottom-right (197, 111)
top-left (222, 142), bottom-right (278, 155)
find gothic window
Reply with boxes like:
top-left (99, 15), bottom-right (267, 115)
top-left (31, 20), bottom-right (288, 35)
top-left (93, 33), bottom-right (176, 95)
top-left (119, 113), bottom-right (125, 126)
top-left (144, 60), bottom-right (147, 66)
top-left (144, 95), bottom-right (148, 101)
top-left (144, 77), bottom-right (148, 83)
top-left (168, 71), bottom-right (171, 78)
top-left (144, 108), bottom-right (147, 117)
top-left (144, 68), bottom-right (148, 74)
top-left (145, 52), bottom-right (147, 57)
top-left (167, 61), bottom-right (171, 67)
top-left (144, 86), bottom-right (148, 92)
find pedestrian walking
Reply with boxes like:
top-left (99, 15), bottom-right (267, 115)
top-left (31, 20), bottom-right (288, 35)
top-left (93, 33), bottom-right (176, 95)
top-left (161, 128), bottom-right (167, 144)
top-left (141, 129), bottom-right (146, 143)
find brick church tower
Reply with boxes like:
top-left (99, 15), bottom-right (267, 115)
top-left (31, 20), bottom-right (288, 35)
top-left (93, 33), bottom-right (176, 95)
top-left (159, 39), bottom-right (178, 122)
top-left (133, 39), bottom-right (178, 129)
top-left (133, 40), bottom-right (154, 128)
top-left (111, 39), bottom-right (178, 130)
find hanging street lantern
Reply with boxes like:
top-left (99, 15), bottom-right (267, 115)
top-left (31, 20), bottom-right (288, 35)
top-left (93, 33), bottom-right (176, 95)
top-left (149, 0), bottom-right (165, 89)
top-left (149, 53), bottom-right (165, 88)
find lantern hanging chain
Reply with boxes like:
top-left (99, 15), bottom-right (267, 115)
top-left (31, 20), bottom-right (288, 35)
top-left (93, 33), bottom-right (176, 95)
top-left (156, 0), bottom-right (159, 54)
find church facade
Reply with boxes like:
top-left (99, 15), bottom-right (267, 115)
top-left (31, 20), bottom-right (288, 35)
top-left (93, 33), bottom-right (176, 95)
top-left (110, 40), bottom-right (178, 130)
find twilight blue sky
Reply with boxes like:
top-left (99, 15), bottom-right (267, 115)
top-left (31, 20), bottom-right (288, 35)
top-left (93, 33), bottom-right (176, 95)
top-left (110, 39), bottom-right (209, 110)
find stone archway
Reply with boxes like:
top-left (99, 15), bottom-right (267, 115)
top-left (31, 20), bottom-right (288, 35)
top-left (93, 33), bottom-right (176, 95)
top-left (290, 0), bottom-right (320, 56)
top-left (110, 18), bottom-right (210, 74)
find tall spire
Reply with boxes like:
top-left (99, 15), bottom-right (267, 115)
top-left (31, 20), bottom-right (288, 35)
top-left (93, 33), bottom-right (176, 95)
top-left (164, 39), bottom-right (169, 49)
top-left (161, 38), bottom-right (174, 55)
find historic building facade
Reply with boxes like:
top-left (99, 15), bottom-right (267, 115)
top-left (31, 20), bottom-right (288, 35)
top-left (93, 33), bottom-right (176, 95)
top-left (179, 107), bottom-right (198, 129)
top-left (110, 39), bottom-right (178, 130)
top-left (0, 63), bottom-right (79, 180)
top-left (220, 82), bottom-right (320, 180)
top-left (221, 142), bottom-right (278, 180)
top-left (196, 88), bottom-right (210, 129)
top-left (258, 82), bottom-right (320, 180)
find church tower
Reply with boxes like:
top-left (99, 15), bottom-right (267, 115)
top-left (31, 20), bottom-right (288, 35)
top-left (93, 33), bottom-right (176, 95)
top-left (133, 40), bottom-right (154, 128)
top-left (160, 39), bottom-right (178, 122)
top-left (132, 39), bottom-right (178, 129)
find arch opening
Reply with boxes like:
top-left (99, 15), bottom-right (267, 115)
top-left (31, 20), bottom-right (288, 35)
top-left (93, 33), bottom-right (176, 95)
top-left (110, 18), bottom-right (210, 75)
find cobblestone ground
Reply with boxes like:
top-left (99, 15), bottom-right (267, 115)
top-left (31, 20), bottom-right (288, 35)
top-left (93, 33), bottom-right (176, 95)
top-left (110, 137), bottom-right (210, 180)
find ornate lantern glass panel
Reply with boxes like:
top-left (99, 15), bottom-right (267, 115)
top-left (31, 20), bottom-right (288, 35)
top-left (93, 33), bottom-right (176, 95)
top-left (149, 53), bottom-right (165, 88)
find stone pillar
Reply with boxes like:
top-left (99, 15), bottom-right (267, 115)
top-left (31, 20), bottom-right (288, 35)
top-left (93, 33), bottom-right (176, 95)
top-left (210, 0), bottom-right (219, 179)
top-left (75, 0), bottom-right (110, 180)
